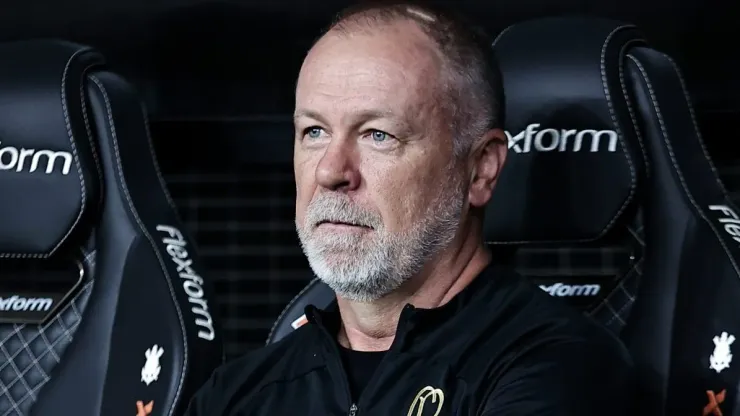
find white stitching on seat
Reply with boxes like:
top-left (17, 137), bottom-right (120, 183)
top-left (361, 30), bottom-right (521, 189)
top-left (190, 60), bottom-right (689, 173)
top-left (662, 53), bottom-right (731, 196)
top-left (625, 54), bottom-right (740, 278)
top-left (490, 23), bottom-right (515, 48)
top-left (87, 75), bottom-right (188, 416)
top-left (0, 249), bottom-right (95, 415)
top-left (0, 49), bottom-right (92, 259)
top-left (81, 74), bottom-right (104, 209)
top-left (618, 46), bottom-right (650, 176)
top-left (598, 261), bottom-right (640, 326)
top-left (593, 25), bottom-right (639, 237)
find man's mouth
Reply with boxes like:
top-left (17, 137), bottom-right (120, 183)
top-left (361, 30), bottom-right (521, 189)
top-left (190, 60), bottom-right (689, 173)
top-left (316, 220), bottom-right (373, 229)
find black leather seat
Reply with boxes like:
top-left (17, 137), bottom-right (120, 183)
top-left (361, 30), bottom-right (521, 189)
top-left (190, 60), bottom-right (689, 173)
top-left (268, 17), bottom-right (740, 415)
top-left (501, 18), bottom-right (740, 415)
top-left (620, 32), bottom-right (740, 416)
top-left (0, 40), bottom-right (223, 416)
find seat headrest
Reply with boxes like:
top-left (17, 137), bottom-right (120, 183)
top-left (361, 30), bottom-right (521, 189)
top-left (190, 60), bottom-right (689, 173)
top-left (486, 18), bottom-right (646, 244)
top-left (0, 41), bottom-right (104, 258)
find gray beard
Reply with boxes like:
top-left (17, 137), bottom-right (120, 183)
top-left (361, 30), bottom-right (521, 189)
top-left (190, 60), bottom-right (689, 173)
top-left (296, 181), bottom-right (465, 302)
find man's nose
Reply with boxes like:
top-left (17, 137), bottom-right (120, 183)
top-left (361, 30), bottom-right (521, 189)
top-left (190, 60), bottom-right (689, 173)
top-left (315, 140), bottom-right (360, 192)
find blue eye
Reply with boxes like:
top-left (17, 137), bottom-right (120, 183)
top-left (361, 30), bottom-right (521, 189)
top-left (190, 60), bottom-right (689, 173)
top-left (371, 131), bottom-right (387, 142)
top-left (306, 128), bottom-right (323, 139)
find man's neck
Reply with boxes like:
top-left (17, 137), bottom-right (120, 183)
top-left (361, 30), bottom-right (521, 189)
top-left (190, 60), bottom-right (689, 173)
top-left (336, 236), bottom-right (491, 351)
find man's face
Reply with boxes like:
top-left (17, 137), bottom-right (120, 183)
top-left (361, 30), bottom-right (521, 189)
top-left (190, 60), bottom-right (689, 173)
top-left (293, 23), bottom-right (467, 302)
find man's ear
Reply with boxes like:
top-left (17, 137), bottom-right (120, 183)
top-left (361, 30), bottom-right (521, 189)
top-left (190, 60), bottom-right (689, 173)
top-left (468, 128), bottom-right (507, 208)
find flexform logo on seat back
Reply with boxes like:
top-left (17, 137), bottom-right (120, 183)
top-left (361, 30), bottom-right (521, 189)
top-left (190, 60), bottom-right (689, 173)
top-left (157, 225), bottom-right (216, 342)
top-left (0, 140), bottom-right (73, 175)
top-left (539, 282), bottom-right (601, 297)
top-left (0, 295), bottom-right (53, 312)
top-left (506, 123), bottom-right (618, 154)
top-left (533, 277), bottom-right (608, 310)
top-left (0, 259), bottom-right (86, 325)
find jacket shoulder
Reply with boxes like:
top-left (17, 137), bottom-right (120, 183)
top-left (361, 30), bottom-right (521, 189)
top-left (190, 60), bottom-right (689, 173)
top-left (223, 326), bottom-right (320, 386)
top-left (185, 327), bottom-right (323, 415)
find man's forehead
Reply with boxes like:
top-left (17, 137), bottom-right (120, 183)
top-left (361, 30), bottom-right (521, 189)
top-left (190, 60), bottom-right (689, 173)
top-left (296, 31), bottom-right (442, 117)
top-left (299, 54), bottom-right (408, 90)
top-left (303, 23), bottom-right (441, 81)
top-left (297, 62), bottom-right (416, 117)
top-left (294, 82), bottom-right (419, 127)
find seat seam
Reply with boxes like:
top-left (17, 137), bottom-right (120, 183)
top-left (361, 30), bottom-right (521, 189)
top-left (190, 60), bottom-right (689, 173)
top-left (88, 75), bottom-right (188, 416)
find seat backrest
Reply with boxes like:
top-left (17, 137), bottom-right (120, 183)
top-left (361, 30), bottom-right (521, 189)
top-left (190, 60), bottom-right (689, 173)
top-left (621, 42), bottom-right (740, 415)
top-left (0, 40), bottom-right (223, 416)
top-left (266, 17), bottom-right (648, 345)
top-left (484, 18), bottom-right (648, 331)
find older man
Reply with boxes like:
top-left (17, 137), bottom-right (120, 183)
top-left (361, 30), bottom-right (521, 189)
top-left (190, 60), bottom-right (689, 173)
top-left (186, 2), bottom-right (635, 415)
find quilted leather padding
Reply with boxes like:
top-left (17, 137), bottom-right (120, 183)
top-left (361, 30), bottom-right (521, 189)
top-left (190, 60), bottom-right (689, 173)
top-left (0, 254), bottom-right (94, 416)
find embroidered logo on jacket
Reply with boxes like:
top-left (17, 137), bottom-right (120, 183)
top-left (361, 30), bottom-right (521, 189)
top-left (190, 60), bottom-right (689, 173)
top-left (407, 386), bottom-right (445, 416)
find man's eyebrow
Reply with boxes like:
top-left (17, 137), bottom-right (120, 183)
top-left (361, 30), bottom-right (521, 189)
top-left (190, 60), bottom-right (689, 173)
top-left (293, 109), bottom-right (324, 122)
top-left (359, 110), bottom-right (415, 133)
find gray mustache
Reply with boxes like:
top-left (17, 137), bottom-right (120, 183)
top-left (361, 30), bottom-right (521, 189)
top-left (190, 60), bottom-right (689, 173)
top-left (305, 194), bottom-right (382, 229)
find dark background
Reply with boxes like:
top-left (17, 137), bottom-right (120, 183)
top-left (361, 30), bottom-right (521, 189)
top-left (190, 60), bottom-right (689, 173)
top-left (4, 0), bottom-right (737, 358)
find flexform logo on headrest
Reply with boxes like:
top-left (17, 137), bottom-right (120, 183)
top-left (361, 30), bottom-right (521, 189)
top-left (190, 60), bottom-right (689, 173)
top-left (0, 140), bottom-right (73, 175)
top-left (506, 123), bottom-right (618, 154)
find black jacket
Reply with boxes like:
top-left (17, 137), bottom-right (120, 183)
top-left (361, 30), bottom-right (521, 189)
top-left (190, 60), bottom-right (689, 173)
top-left (186, 265), bottom-right (635, 415)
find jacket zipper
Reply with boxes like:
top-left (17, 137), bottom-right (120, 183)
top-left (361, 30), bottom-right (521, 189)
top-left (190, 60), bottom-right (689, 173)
top-left (317, 304), bottom-right (415, 416)
top-left (315, 319), bottom-right (358, 415)
top-left (309, 306), bottom-right (356, 413)
top-left (352, 305), bottom-right (415, 414)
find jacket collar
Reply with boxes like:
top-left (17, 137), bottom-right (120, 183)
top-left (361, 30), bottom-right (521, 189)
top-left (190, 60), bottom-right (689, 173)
top-left (304, 263), bottom-right (505, 349)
